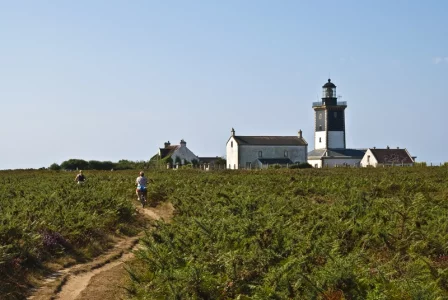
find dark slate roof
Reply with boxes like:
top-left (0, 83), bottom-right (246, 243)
top-left (322, 79), bottom-right (336, 88)
top-left (198, 157), bottom-right (220, 163)
top-left (369, 148), bottom-right (414, 164)
top-left (308, 148), bottom-right (366, 158)
top-left (256, 158), bottom-right (293, 164)
top-left (159, 145), bottom-right (179, 159)
top-left (234, 136), bottom-right (307, 146)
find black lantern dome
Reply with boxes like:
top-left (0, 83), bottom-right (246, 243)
top-left (322, 79), bottom-right (336, 99)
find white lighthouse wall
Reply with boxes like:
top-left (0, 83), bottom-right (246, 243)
top-left (315, 132), bottom-right (327, 149)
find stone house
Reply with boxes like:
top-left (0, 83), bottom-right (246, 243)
top-left (226, 128), bottom-right (308, 169)
top-left (158, 140), bottom-right (198, 166)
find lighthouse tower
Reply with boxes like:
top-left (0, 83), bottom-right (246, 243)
top-left (313, 79), bottom-right (347, 149)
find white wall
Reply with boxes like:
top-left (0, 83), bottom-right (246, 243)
top-left (328, 131), bottom-right (345, 148)
top-left (226, 137), bottom-right (239, 169)
top-left (308, 158), bottom-right (322, 168)
top-left (360, 149), bottom-right (375, 167)
top-left (315, 132), bottom-right (327, 149)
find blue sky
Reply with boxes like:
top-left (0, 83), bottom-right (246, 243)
top-left (0, 1), bottom-right (447, 169)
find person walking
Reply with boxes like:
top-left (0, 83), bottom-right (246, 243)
top-left (74, 170), bottom-right (86, 184)
top-left (136, 171), bottom-right (148, 204)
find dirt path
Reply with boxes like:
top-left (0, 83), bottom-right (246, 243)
top-left (28, 202), bottom-right (174, 300)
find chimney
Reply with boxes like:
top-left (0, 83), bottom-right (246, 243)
top-left (386, 145), bottom-right (390, 149)
top-left (164, 141), bottom-right (171, 148)
top-left (298, 129), bottom-right (303, 138)
top-left (373, 146), bottom-right (376, 149)
top-left (397, 147), bottom-right (399, 149)
top-left (231, 128), bottom-right (235, 137)
top-left (180, 139), bottom-right (186, 147)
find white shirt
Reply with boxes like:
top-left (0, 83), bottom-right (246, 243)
top-left (136, 176), bottom-right (148, 189)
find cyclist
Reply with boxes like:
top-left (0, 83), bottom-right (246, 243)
top-left (136, 171), bottom-right (148, 204)
top-left (74, 170), bottom-right (86, 184)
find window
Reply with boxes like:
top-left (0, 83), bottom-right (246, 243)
top-left (228, 164), bottom-right (230, 169)
top-left (319, 125), bottom-right (322, 130)
top-left (315, 164), bottom-right (318, 168)
top-left (284, 150), bottom-right (288, 157)
top-left (319, 113), bottom-right (322, 120)
top-left (258, 151), bottom-right (262, 158)
top-left (234, 164), bottom-right (236, 169)
top-left (231, 141), bottom-right (233, 148)
top-left (319, 137), bottom-right (322, 143)
top-left (367, 155), bottom-right (370, 164)
top-left (334, 112), bottom-right (337, 118)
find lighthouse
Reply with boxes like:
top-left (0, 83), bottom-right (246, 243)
top-left (308, 79), bottom-right (365, 168)
top-left (313, 79), bottom-right (347, 149)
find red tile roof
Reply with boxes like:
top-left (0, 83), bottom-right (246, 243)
top-left (369, 148), bottom-right (414, 164)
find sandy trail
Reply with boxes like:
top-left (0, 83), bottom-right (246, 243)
top-left (28, 202), bottom-right (174, 300)
top-left (56, 251), bottom-right (135, 300)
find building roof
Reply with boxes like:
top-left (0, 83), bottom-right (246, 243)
top-left (308, 148), bottom-right (366, 159)
top-left (198, 157), bottom-right (221, 163)
top-left (159, 145), bottom-right (179, 159)
top-left (256, 158), bottom-right (294, 165)
top-left (369, 148), bottom-right (414, 164)
top-left (234, 136), bottom-right (307, 146)
top-left (322, 79), bottom-right (336, 88)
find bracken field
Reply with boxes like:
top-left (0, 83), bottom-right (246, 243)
top-left (1, 167), bottom-right (448, 299)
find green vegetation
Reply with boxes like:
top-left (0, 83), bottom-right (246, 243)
top-left (51, 158), bottom-right (156, 171)
top-left (0, 170), bottom-right (140, 299)
top-left (1, 167), bottom-right (448, 299)
top-left (128, 167), bottom-right (448, 299)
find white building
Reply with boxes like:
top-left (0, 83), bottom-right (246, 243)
top-left (226, 128), bottom-right (308, 169)
top-left (158, 140), bottom-right (198, 165)
top-left (308, 79), bottom-right (365, 168)
top-left (360, 147), bottom-right (415, 167)
top-left (307, 149), bottom-right (366, 168)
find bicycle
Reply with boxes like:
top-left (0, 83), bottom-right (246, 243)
top-left (137, 188), bottom-right (147, 208)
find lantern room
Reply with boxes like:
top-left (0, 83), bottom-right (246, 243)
top-left (322, 79), bottom-right (336, 98)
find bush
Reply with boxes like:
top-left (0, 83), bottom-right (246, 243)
top-left (289, 162), bottom-right (313, 169)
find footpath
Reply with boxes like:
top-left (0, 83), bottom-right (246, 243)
top-left (27, 202), bottom-right (174, 300)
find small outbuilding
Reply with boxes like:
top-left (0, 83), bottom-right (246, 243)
top-left (360, 147), bottom-right (415, 167)
top-left (308, 148), bottom-right (366, 168)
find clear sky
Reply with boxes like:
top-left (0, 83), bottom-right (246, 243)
top-left (1, 1), bottom-right (447, 169)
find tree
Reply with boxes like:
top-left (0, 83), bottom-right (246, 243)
top-left (115, 159), bottom-right (134, 170)
top-left (60, 159), bottom-right (89, 170)
top-left (215, 157), bottom-right (227, 166)
top-left (48, 163), bottom-right (61, 170)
